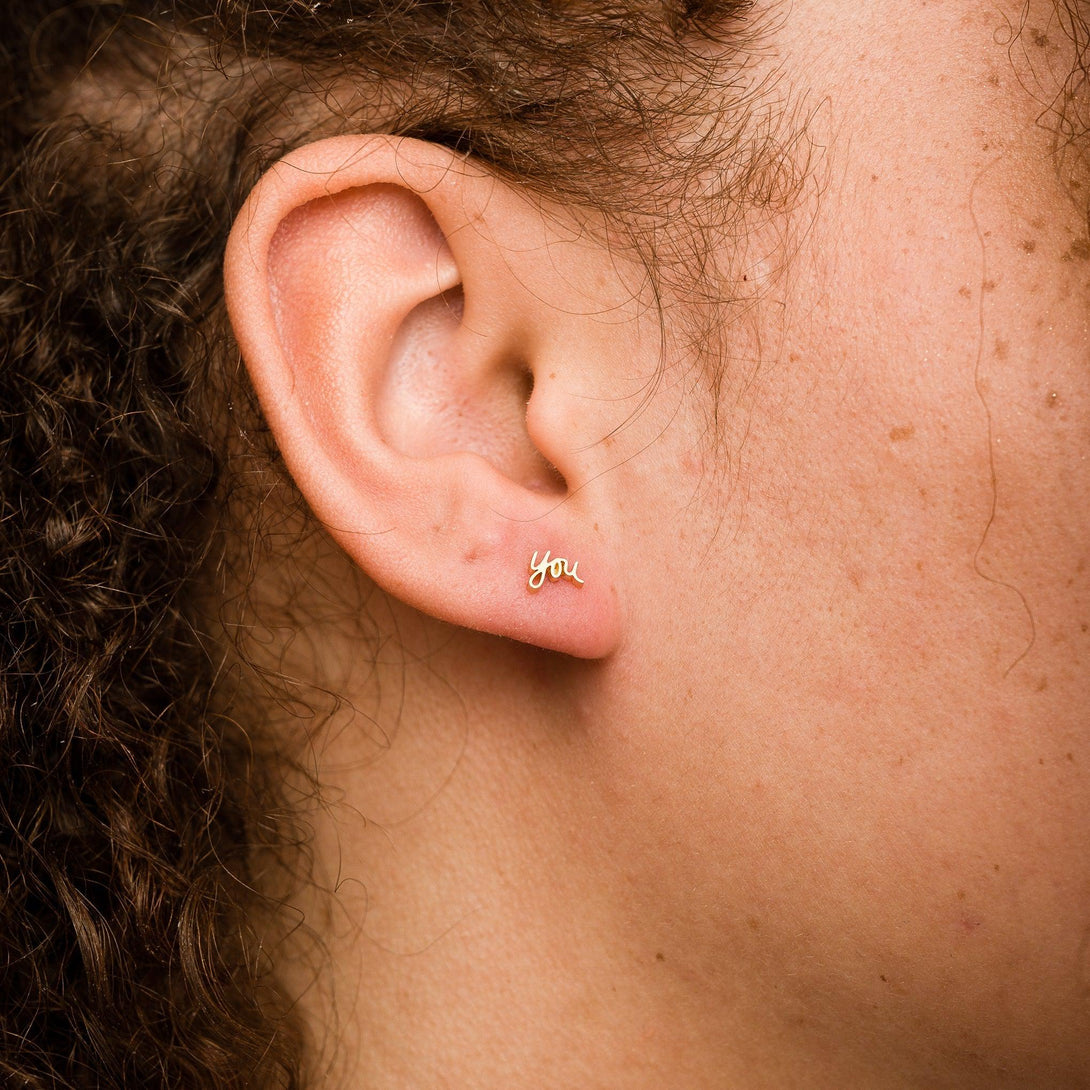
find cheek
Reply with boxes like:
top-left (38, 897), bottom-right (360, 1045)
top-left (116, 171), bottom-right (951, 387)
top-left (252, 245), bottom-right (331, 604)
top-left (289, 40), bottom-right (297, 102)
top-left (597, 421), bottom-right (1090, 1073)
top-left (568, 0), bottom-right (1090, 1075)
top-left (589, 137), bottom-right (1090, 1076)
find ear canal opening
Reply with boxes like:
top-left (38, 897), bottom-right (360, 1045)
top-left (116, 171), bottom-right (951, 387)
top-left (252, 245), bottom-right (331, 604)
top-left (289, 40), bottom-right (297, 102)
top-left (521, 367), bottom-right (566, 494)
top-left (439, 284), bottom-right (465, 322)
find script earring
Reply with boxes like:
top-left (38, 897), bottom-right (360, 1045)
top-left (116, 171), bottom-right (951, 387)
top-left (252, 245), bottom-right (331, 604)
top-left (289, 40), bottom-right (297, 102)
top-left (528, 549), bottom-right (585, 592)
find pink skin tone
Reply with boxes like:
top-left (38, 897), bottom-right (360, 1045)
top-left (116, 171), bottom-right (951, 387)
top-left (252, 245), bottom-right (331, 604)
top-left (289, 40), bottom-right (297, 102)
top-left (223, 1), bottom-right (1089, 1085)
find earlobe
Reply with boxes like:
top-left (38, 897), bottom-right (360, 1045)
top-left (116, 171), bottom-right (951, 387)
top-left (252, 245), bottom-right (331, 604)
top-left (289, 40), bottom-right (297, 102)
top-left (223, 135), bottom-right (621, 658)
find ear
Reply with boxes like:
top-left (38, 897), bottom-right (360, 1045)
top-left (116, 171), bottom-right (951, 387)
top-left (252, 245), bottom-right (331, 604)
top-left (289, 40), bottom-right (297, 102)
top-left (223, 135), bottom-right (621, 657)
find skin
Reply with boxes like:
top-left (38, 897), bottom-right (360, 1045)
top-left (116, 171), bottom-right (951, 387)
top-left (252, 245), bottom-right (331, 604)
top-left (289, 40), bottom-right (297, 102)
top-left (231, 1), bottom-right (1090, 1085)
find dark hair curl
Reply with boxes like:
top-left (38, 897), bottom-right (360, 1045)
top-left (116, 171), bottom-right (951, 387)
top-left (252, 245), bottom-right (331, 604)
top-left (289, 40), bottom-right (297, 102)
top-left (0, 0), bottom-right (770, 1086)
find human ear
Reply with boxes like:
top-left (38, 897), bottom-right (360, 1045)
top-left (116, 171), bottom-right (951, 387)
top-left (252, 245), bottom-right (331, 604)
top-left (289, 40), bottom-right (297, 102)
top-left (223, 135), bottom-right (620, 657)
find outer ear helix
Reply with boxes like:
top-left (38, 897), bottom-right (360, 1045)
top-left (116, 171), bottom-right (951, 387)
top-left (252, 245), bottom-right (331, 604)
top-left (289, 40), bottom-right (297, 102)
top-left (224, 133), bottom-right (623, 659)
top-left (528, 550), bottom-right (585, 592)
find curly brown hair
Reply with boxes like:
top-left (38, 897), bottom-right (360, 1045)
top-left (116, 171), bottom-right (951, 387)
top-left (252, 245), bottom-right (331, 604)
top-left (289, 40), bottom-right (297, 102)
top-left (0, 1), bottom-right (780, 1086)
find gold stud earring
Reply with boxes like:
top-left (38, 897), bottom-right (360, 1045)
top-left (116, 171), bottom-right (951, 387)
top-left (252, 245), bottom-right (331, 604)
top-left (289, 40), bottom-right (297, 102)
top-left (528, 549), bottom-right (585, 592)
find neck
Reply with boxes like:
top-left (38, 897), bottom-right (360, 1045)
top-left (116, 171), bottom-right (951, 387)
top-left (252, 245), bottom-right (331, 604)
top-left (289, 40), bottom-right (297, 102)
top-left (260, 615), bottom-right (997, 1090)
top-left (271, 622), bottom-right (718, 1086)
